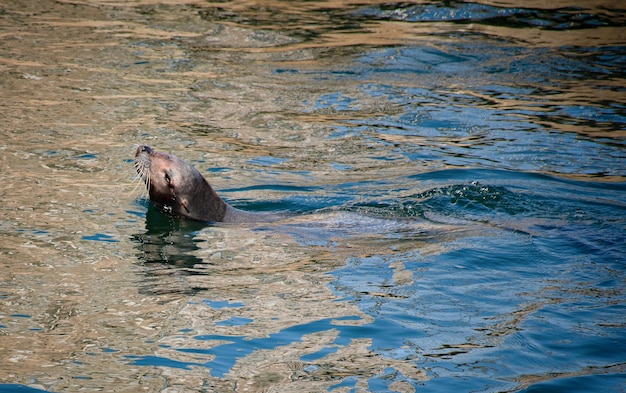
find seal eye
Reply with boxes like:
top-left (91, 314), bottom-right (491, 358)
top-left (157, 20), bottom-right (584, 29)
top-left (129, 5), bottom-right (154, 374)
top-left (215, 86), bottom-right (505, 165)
top-left (165, 172), bottom-right (172, 186)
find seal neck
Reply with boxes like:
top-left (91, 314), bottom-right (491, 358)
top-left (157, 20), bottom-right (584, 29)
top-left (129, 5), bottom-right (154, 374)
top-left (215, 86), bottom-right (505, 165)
top-left (192, 179), bottom-right (229, 222)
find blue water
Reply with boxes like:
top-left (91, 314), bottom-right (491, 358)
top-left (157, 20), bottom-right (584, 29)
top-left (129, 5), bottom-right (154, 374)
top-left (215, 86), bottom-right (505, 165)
top-left (332, 172), bottom-right (626, 390)
top-left (325, 171), bottom-right (623, 391)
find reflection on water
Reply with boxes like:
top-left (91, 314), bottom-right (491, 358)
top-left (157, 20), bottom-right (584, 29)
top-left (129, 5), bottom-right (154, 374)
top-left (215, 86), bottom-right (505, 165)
top-left (132, 203), bottom-right (207, 294)
top-left (1, 0), bottom-right (625, 392)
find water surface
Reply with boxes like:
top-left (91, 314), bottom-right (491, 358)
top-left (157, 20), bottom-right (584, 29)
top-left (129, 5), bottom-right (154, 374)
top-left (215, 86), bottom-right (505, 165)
top-left (1, 1), bottom-right (624, 392)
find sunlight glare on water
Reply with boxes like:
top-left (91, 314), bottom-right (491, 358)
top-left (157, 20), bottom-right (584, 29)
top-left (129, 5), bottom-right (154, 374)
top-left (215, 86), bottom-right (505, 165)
top-left (0, 1), bottom-right (624, 392)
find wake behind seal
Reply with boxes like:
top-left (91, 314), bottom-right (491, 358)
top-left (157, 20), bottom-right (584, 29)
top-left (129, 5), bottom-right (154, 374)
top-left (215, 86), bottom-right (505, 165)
top-left (134, 145), bottom-right (281, 223)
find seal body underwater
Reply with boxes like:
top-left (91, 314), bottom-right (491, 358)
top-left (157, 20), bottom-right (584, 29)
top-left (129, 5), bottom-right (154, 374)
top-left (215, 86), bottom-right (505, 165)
top-left (134, 145), bottom-right (281, 223)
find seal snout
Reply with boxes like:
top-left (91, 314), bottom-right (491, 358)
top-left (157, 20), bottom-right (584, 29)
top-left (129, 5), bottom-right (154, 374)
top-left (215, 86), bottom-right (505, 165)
top-left (136, 145), bottom-right (153, 157)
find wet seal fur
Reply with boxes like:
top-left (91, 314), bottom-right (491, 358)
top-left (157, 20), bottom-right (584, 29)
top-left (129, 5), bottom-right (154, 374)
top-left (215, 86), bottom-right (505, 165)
top-left (134, 145), bottom-right (281, 223)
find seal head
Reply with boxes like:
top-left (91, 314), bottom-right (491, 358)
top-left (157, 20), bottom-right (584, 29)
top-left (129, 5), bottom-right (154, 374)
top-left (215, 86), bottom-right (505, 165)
top-left (135, 145), bottom-right (281, 223)
top-left (135, 145), bottom-right (228, 222)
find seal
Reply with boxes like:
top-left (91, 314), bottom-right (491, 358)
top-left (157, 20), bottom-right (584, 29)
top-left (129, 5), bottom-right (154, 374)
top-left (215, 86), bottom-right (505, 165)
top-left (134, 145), bottom-right (280, 223)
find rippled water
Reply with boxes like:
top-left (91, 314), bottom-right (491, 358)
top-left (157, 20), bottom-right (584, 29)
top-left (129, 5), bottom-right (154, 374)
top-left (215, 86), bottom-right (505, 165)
top-left (1, 1), bottom-right (625, 392)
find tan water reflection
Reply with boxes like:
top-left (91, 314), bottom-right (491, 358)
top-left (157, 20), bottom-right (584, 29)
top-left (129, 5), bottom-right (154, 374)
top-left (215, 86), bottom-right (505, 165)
top-left (0, 2), bottom-right (420, 390)
top-left (1, 0), bottom-right (622, 391)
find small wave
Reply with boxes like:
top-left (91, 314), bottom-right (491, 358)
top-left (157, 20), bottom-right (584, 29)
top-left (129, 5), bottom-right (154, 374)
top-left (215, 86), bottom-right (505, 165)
top-left (356, 2), bottom-right (625, 30)
top-left (349, 181), bottom-right (528, 220)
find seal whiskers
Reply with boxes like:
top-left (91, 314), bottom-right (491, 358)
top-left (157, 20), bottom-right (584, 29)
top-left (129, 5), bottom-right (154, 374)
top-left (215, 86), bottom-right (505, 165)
top-left (131, 150), bottom-right (151, 199)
